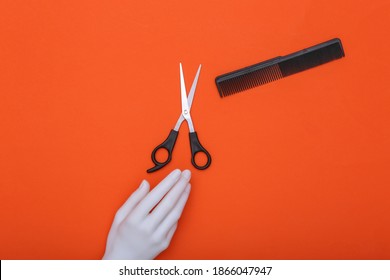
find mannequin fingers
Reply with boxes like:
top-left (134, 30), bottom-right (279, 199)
top-left (129, 169), bottom-right (181, 222)
top-left (113, 180), bottom-right (150, 224)
top-left (154, 184), bottom-right (191, 240)
top-left (145, 170), bottom-right (191, 229)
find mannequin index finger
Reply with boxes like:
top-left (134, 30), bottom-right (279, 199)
top-left (113, 180), bottom-right (150, 224)
top-left (129, 169), bottom-right (181, 221)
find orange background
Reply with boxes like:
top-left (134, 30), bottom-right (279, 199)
top-left (0, 0), bottom-right (389, 259)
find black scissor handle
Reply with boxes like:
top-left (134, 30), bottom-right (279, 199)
top-left (147, 130), bottom-right (179, 173)
top-left (189, 132), bottom-right (212, 170)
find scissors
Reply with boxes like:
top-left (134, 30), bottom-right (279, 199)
top-left (147, 63), bottom-right (212, 173)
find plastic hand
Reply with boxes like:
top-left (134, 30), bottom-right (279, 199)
top-left (102, 169), bottom-right (191, 260)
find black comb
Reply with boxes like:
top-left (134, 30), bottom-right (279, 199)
top-left (215, 38), bottom-right (345, 97)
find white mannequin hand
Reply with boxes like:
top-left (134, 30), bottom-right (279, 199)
top-left (102, 169), bottom-right (191, 260)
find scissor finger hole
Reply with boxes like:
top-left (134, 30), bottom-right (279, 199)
top-left (194, 152), bottom-right (208, 167)
top-left (155, 148), bottom-right (169, 163)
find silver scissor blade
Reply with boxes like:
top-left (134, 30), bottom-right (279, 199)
top-left (187, 64), bottom-right (201, 108)
top-left (180, 63), bottom-right (190, 117)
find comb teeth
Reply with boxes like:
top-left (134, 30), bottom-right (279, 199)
top-left (215, 38), bottom-right (345, 98)
top-left (217, 64), bottom-right (283, 97)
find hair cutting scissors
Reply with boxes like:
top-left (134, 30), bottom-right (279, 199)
top-left (147, 63), bottom-right (212, 173)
